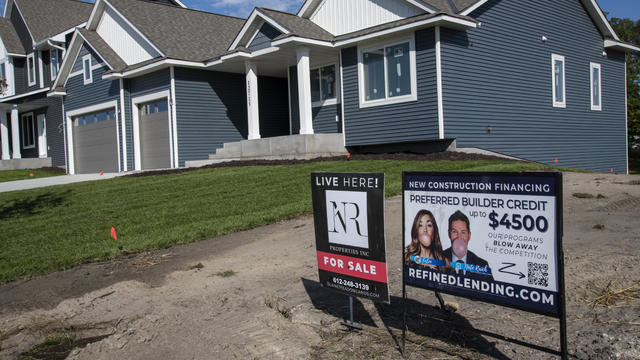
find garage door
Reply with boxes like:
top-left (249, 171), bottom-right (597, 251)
top-left (73, 109), bottom-right (118, 174)
top-left (139, 99), bottom-right (170, 170)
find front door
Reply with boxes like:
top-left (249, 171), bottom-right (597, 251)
top-left (37, 114), bottom-right (47, 158)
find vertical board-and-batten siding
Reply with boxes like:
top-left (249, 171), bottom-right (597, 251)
top-left (96, 6), bottom-right (159, 65)
top-left (64, 44), bottom-right (121, 168)
top-left (10, 5), bottom-right (32, 55)
top-left (440, 0), bottom-right (627, 173)
top-left (248, 23), bottom-right (281, 51)
top-left (310, 0), bottom-right (424, 36)
top-left (174, 68), bottom-right (247, 167)
top-left (342, 28), bottom-right (439, 145)
top-left (289, 66), bottom-right (342, 134)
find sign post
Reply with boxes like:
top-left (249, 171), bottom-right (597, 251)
top-left (311, 172), bottom-right (390, 328)
top-left (402, 172), bottom-right (565, 357)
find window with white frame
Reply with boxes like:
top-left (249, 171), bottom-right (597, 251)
top-left (82, 54), bottom-right (92, 85)
top-left (27, 53), bottom-right (36, 86)
top-left (310, 64), bottom-right (337, 106)
top-left (552, 54), bottom-right (565, 108)
top-left (50, 49), bottom-right (60, 81)
top-left (0, 61), bottom-right (6, 92)
top-left (358, 37), bottom-right (417, 107)
top-left (590, 62), bottom-right (601, 111)
top-left (21, 113), bottom-right (35, 149)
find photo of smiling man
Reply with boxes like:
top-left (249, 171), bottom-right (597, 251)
top-left (444, 210), bottom-right (494, 280)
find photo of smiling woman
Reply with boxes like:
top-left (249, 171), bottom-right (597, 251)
top-left (404, 209), bottom-right (450, 270)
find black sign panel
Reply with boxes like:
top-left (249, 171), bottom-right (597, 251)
top-left (311, 172), bottom-right (389, 303)
top-left (402, 172), bottom-right (563, 316)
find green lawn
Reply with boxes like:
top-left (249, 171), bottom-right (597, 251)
top-left (0, 168), bottom-right (66, 183)
top-left (0, 160), bottom-right (563, 284)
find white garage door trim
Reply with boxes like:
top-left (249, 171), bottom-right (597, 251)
top-left (66, 100), bottom-right (120, 175)
top-left (131, 90), bottom-right (174, 171)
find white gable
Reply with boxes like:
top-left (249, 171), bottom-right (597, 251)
top-left (310, 0), bottom-right (426, 36)
top-left (95, 6), bottom-right (160, 65)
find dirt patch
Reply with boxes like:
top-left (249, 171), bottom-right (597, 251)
top-left (124, 151), bottom-right (519, 178)
top-left (1, 172), bottom-right (639, 359)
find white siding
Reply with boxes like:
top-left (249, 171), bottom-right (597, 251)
top-left (310, 0), bottom-right (424, 36)
top-left (96, 7), bottom-right (159, 65)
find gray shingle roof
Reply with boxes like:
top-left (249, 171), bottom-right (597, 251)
top-left (452, 0), bottom-right (482, 13)
top-left (107, 0), bottom-right (246, 62)
top-left (77, 28), bottom-right (127, 71)
top-left (0, 17), bottom-right (25, 54)
top-left (15, 0), bottom-right (93, 43)
top-left (258, 8), bottom-right (334, 42)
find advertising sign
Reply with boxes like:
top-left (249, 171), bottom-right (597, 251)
top-left (403, 172), bottom-right (563, 316)
top-left (311, 172), bottom-right (389, 303)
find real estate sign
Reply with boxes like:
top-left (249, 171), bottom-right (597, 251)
top-left (311, 172), bottom-right (389, 303)
top-left (403, 172), bottom-right (563, 316)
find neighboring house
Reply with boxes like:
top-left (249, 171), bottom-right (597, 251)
top-left (52, 0), bottom-right (639, 174)
top-left (0, 0), bottom-right (92, 168)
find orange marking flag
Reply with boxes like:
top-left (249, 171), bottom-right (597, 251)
top-left (110, 226), bottom-right (117, 241)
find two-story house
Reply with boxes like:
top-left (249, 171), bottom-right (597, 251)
top-left (0, 0), bottom-right (92, 169)
top-left (51, 0), bottom-right (639, 174)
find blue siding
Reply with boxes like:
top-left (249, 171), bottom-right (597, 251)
top-left (13, 58), bottom-right (26, 94)
top-left (342, 28), bottom-right (439, 145)
top-left (441, 0), bottom-right (627, 173)
top-left (313, 104), bottom-right (341, 134)
top-left (130, 68), bottom-right (170, 97)
top-left (174, 68), bottom-right (247, 166)
top-left (248, 23), bottom-right (282, 51)
top-left (64, 43), bottom-right (122, 169)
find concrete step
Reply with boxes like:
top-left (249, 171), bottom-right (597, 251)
top-left (189, 134), bottom-right (347, 168)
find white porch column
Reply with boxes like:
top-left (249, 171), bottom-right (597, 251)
top-left (10, 105), bottom-right (20, 159)
top-left (245, 60), bottom-right (260, 140)
top-left (0, 111), bottom-right (9, 160)
top-left (296, 46), bottom-right (314, 135)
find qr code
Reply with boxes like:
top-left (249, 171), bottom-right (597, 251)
top-left (528, 262), bottom-right (549, 287)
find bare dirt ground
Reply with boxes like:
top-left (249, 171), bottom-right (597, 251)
top-left (1, 172), bottom-right (639, 360)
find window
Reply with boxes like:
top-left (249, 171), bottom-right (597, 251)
top-left (50, 50), bottom-right (60, 80)
top-left (552, 54), bottom-right (565, 108)
top-left (82, 54), bottom-right (92, 84)
top-left (590, 62), bottom-right (601, 111)
top-left (21, 113), bottom-right (35, 149)
top-left (358, 37), bottom-right (417, 107)
top-left (310, 64), bottom-right (337, 106)
top-left (141, 100), bottom-right (168, 115)
top-left (27, 53), bottom-right (36, 86)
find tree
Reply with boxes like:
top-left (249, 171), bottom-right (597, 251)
top-left (610, 18), bottom-right (640, 150)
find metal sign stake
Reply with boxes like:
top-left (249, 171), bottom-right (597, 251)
top-left (341, 296), bottom-right (363, 330)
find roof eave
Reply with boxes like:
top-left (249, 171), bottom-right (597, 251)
top-left (604, 40), bottom-right (640, 53)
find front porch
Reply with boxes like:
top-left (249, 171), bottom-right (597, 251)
top-left (185, 133), bottom-right (347, 167)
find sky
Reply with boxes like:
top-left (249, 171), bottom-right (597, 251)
top-left (0, 0), bottom-right (638, 21)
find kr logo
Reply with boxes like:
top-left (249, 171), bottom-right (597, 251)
top-left (325, 190), bottom-right (368, 248)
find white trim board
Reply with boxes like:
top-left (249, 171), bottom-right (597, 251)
top-left (229, 8), bottom-right (291, 51)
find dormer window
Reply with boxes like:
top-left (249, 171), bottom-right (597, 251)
top-left (27, 53), bottom-right (36, 86)
top-left (50, 50), bottom-right (60, 80)
top-left (82, 54), bottom-right (92, 85)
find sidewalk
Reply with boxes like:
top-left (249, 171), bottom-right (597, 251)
top-left (0, 173), bottom-right (121, 193)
